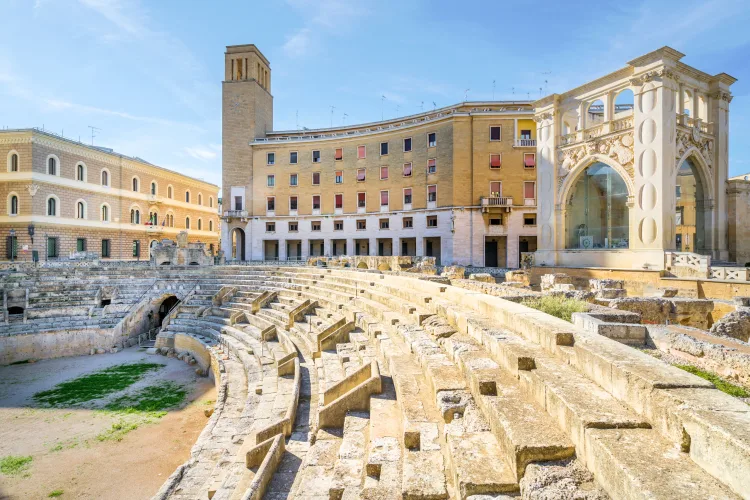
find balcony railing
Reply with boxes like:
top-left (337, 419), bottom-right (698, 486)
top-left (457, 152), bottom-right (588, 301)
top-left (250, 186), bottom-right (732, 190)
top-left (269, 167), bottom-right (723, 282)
top-left (514, 138), bottom-right (536, 147)
top-left (524, 198), bottom-right (536, 206)
top-left (481, 197), bottom-right (513, 207)
top-left (677, 114), bottom-right (713, 135)
top-left (223, 210), bottom-right (248, 218)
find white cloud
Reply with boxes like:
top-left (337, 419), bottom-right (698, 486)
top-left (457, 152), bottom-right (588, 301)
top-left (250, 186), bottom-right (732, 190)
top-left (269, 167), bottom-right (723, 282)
top-left (282, 0), bottom-right (369, 58)
top-left (185, 147), bottom-right (218, 161)
top-left (78, 0), bottom-right (146, 38)
top-left (283, 28), bottom-right (313, 57)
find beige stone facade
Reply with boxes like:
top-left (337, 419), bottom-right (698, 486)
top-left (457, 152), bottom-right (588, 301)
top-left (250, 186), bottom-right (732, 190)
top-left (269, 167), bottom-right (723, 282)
top-left (221, 44), bottom-right (538, 267)
top-left (728, 177), bottom-right (750, 266)
top-left (1, 129), bottom-right (220, 261)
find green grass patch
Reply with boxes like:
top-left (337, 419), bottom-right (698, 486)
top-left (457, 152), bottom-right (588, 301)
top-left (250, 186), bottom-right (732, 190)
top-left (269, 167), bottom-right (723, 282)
top-left (48, 490), bottom-right (64, 498)
top-left (49, 437), bottom-right (79, 453)
top-left (520, 295), bottom-right (589, 322)
top-left (96, 420), bottom-right (140, 442)
top-left (0, 455), bottom-right (33, 476)
top-left (32, 363), bottom-right (164, 407)
top-left (104, 381), bottom-right (188, 416)
top-left (675, 364), bottom-right (750, 398)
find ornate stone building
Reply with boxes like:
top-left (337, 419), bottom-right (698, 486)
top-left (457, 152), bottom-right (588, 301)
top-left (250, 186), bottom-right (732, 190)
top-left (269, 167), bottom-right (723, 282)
top-left (221, 44), bottom-right (539, 267)
top-left (534, 47), bottom-right (735, 270)
top-left (1, 129), bottom-right (220, 261)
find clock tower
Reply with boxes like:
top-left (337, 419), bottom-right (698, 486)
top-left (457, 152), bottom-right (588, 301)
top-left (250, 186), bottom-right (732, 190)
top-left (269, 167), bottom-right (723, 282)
top-left (222, 44), bottom-right (272, 221)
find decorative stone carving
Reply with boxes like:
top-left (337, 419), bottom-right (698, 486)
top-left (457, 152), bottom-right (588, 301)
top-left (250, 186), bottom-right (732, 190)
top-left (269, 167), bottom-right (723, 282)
top-left (710, 91), bottom-right (733, 103)
top-left (629, 68), bottom-right (678, 86)
top-left (557, 133), bottom-right (634, 180)
top-left (676, 130), bottom-right (714, 169)
top-left (26, 184), bottom-right (40, 196)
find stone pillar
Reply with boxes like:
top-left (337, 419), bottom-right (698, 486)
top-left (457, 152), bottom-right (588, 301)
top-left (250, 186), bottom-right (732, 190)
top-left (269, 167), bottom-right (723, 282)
top-left (534, 103), bottom-right (559, 266)
top-left (369, 237), bottom-right (377, 256)
top-left (301, 238), bottom-right (309, 260)
top-left (346, 239), bottom-right (355, 256)
top-left (416, 236), bottom-right (424, 257)
top-left (710, 86), bottom-right (733, 261)
top-left (630, 69), bottom-right (679, 269)
top-left (278, 239), bottom-right (287, 262)
top-left (323, 239), bottom-right (331, 256)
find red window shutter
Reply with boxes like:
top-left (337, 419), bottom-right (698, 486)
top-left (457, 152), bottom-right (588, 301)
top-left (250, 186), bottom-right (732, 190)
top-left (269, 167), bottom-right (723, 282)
top-left (525, 182), bottom-right (535, 199)
top-left (381, 191), bottom-right (389, 205)
top-left (358, 146), bottom-right (366, 158)
top-left (335, 148), bottom-right (343, 160)
top-left (335, 194), bottom-right (343, 207)
top-left (525, 154), bottom-right (536, 167)
top-left (490, 154), bottom-right (501, 168)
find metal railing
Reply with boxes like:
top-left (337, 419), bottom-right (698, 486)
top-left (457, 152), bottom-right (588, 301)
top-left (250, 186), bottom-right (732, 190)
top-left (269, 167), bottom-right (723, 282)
top-left (514, 139), bottom-right (536, 147)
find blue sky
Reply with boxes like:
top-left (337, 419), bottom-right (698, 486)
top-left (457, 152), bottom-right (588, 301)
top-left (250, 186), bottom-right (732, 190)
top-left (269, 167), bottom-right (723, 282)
top-left (2, 0), bottom-right (749, 188)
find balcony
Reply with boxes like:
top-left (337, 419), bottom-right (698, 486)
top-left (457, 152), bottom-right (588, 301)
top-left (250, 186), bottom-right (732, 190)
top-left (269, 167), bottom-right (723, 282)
top-left (524, 198), bottom-right (537, 207)
top-left (481, 196), bottom-right (513, 207)
top-left (223, 210), bottom-right (248, 219)
top-left (677, 114), bottom-right (713, 135)
top-left (147, 194), bottom-right (161, 204)
top-left (514, 138), bottom-right (536, 148)
top-left (145, 224), bottom-right (164, 235)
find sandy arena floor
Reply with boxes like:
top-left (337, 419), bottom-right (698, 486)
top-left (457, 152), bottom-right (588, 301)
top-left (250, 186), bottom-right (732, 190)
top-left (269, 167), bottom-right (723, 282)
top-left (0, 348), bottom-right (215, 500)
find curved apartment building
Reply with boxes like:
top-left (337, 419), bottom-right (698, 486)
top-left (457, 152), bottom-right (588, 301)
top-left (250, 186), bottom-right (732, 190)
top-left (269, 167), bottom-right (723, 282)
top-left (221, 44), bottom-right (538, 267)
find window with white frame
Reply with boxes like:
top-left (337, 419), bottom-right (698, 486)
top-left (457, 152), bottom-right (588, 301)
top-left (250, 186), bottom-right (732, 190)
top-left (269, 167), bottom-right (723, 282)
top-left (380, 166), bottom-right (388, 180)
top-left (428, 132), bottom-right (436, 148)
top-left (427, 158), bottom-right (436, 174)
top-left (290, 173), bottom-right (298, 186)
top-left (132, 177), bottom-right (139, 192)
top-left (312, 150), bottom-right (321, 163)
top-left (47, 196), bottom-right (58, 216)
top-left (403, 188), bottom-right (412, 205)
top-left (267, 174), bottom-right (275, 187)
top-left (267, 197), bottom-right (275, 211)
top-left (76, 162), bottom-right (86, 182)
top-left (428, 185), bottom-right (437, 202)
top-left (357, 145), bottom-right (366, 159)
top-left (334, 148), bottom-right (343, 161)
top-left (490, 126), bottom-right (502, 141)
top-left (290, 196), bottom-right (298, 211)
top-left (267, 152), bottom-right (275, 165)
top-left (312, 172), bottom-right (320, 185)
top-left (403, 162), bottom-right (412, 177)
top-left (380, 190), bottom-right (389, 207)
top-left (8, 193), bottom-right (19, 215)
top-left (290, 151), bottom-right (298, 164)
top-left (357, 192), bottom-right (366, 208)
top-left (312, 195), bottom-right (321, 210)
top-left (76, 200), bottom-right (86, 219)
top-left (380, 142), bottom-right (388, 156)
top-left (101, 204), bottom-right (110, 222)
top-left (403, 137), bottom-right (412, 152)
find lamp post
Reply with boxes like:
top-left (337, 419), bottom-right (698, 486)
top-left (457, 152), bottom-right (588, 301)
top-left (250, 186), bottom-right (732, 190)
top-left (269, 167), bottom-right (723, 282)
top-left (9, 228), bottom-right (15, 262)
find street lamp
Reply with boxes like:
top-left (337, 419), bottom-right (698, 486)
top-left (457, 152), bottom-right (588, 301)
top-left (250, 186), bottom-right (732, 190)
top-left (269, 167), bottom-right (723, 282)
top-left (9, 228), bottom-right (15, 262)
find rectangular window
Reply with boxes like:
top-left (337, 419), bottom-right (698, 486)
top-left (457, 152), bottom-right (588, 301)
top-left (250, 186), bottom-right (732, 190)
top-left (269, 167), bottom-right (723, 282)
top-left (357, 168), bottom-right (366, 182)
top-left (234, 196), bottom-right (243, 211)
top-left (428, 132), bottom-right (436, 147)
top-left (290, 173), bottom-right (298, 186)
top-left (428, 185), bottom-right (437, 202)
top-left (312, 221), bottom-right (321, 231)
top-left (490, 181), bottom-right (502, 197)
top-left (334, 220), bottom-right (344, 231)
top-left (312, 195), bottom-right (321, 210)
top-left (380, 142), bottom-right (389, 156)
top-left (380, 166), bottom-right (389, 180)
top-left (267, 175), bottom-right (275, 187)
top-left (267, 197), bottom-right (275, 211)
top-left (524, 153), bottom-right (536, 168)
top-left (132, 240), bottom-right (140, 258)
top-left (101, 239), bottom-right (111, 258)
top-left (76, 238), bottom-right (86, 252)
top-left (290, 196), bottom-right (298, 210)
top-left (524, 181), bottom-right (536, 200)
top-left (520, 130), bottom-right (532, 140)
top-left (335, 170), bottom-right (343, 184)
top-left (266, 222), bottom-right (275, 232)
top-left (267, 152), bottom-right (275, 165)
top-left (312, 172), bottom-right (320, 185)
top-left (403, 162), bottom-right (412, 177)
top-left (334, 148), bottom-right (343, 161)
top-left (427, 158), bottom-right (437, 174)
top-left (380, 219), bottom-right (389, 229)
top-left (357, 220), bottom-right (366, 230)
top-left (380, 190), bottom-right (389, 206)
top-left (290, 151), bottom-right (298, 164)
top-left (427, 215), bottom-right (437, 228)
top-left (335, 194), bottom-right (343, 209)
top-left (490, 217), bottom-right (502, 226)
top-left (357, 145), bottom-right (366, 159)
top-left (289, 222), bottom-right (298, 232)
top-left (6, 236), bottom-right (17, 259)
top-left (404, 188), bottom-right (412, 204)
top-left (676, 185), bottom-right (682, 199)
top-left (403, 137), bottom-right (412, 152)
top-left (358, 192), bottom-right (366, 208)
top-left (47, 237), bottom-right (58, 258)
top-left (312, 150), bottom-right (321, 163)
top-left (403, 217), bottom-right (413, 229)
top-left (676, 208), bottom-right (684, 225)
top-left (524, 214), bottom-right (537, 226)
top-left (490, 126), bottom-right (502, 141)
top-left (490, 153), bottom-right (502, 169)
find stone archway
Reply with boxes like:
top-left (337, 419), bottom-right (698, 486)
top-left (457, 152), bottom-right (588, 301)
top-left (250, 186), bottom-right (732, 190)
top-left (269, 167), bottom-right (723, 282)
top-left (231, 227), bottom-right (246, 261)
top-left (561, 157), bottom-right (634, 251)
top-left (157, 295), bottom-right (180, 326)
top-left (675, 153), bottom-right (713, 255)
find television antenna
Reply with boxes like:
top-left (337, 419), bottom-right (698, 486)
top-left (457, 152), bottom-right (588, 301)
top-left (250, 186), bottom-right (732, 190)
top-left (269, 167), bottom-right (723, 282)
top-left (492, 80), bottom-right (496, 100)
top-left (381, 95), bottom-right (386, 120)
top-left (329, 105), bottom-right (335, 127)
top-left (464, 88), bottom-right (470, 101)
top-left (87, 125), bottom-right (101, 146)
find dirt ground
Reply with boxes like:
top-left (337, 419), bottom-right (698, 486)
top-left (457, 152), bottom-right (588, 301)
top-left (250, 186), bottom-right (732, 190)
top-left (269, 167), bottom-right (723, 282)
top-left (0, 348), bottom-right (216, 500)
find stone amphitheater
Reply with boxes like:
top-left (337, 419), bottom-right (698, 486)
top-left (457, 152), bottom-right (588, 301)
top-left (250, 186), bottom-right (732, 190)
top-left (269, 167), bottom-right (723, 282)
top-left (1, 259), bottom-right (749, 500)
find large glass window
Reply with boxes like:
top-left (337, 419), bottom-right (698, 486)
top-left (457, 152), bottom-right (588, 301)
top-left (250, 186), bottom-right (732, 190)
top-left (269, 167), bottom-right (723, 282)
top-left (565, 162), bottom-right (629, 249)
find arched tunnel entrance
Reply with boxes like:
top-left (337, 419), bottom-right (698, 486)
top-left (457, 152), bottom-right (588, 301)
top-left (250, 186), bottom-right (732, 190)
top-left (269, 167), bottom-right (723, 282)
top-left (158, 295), bottom-right (180, 325)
